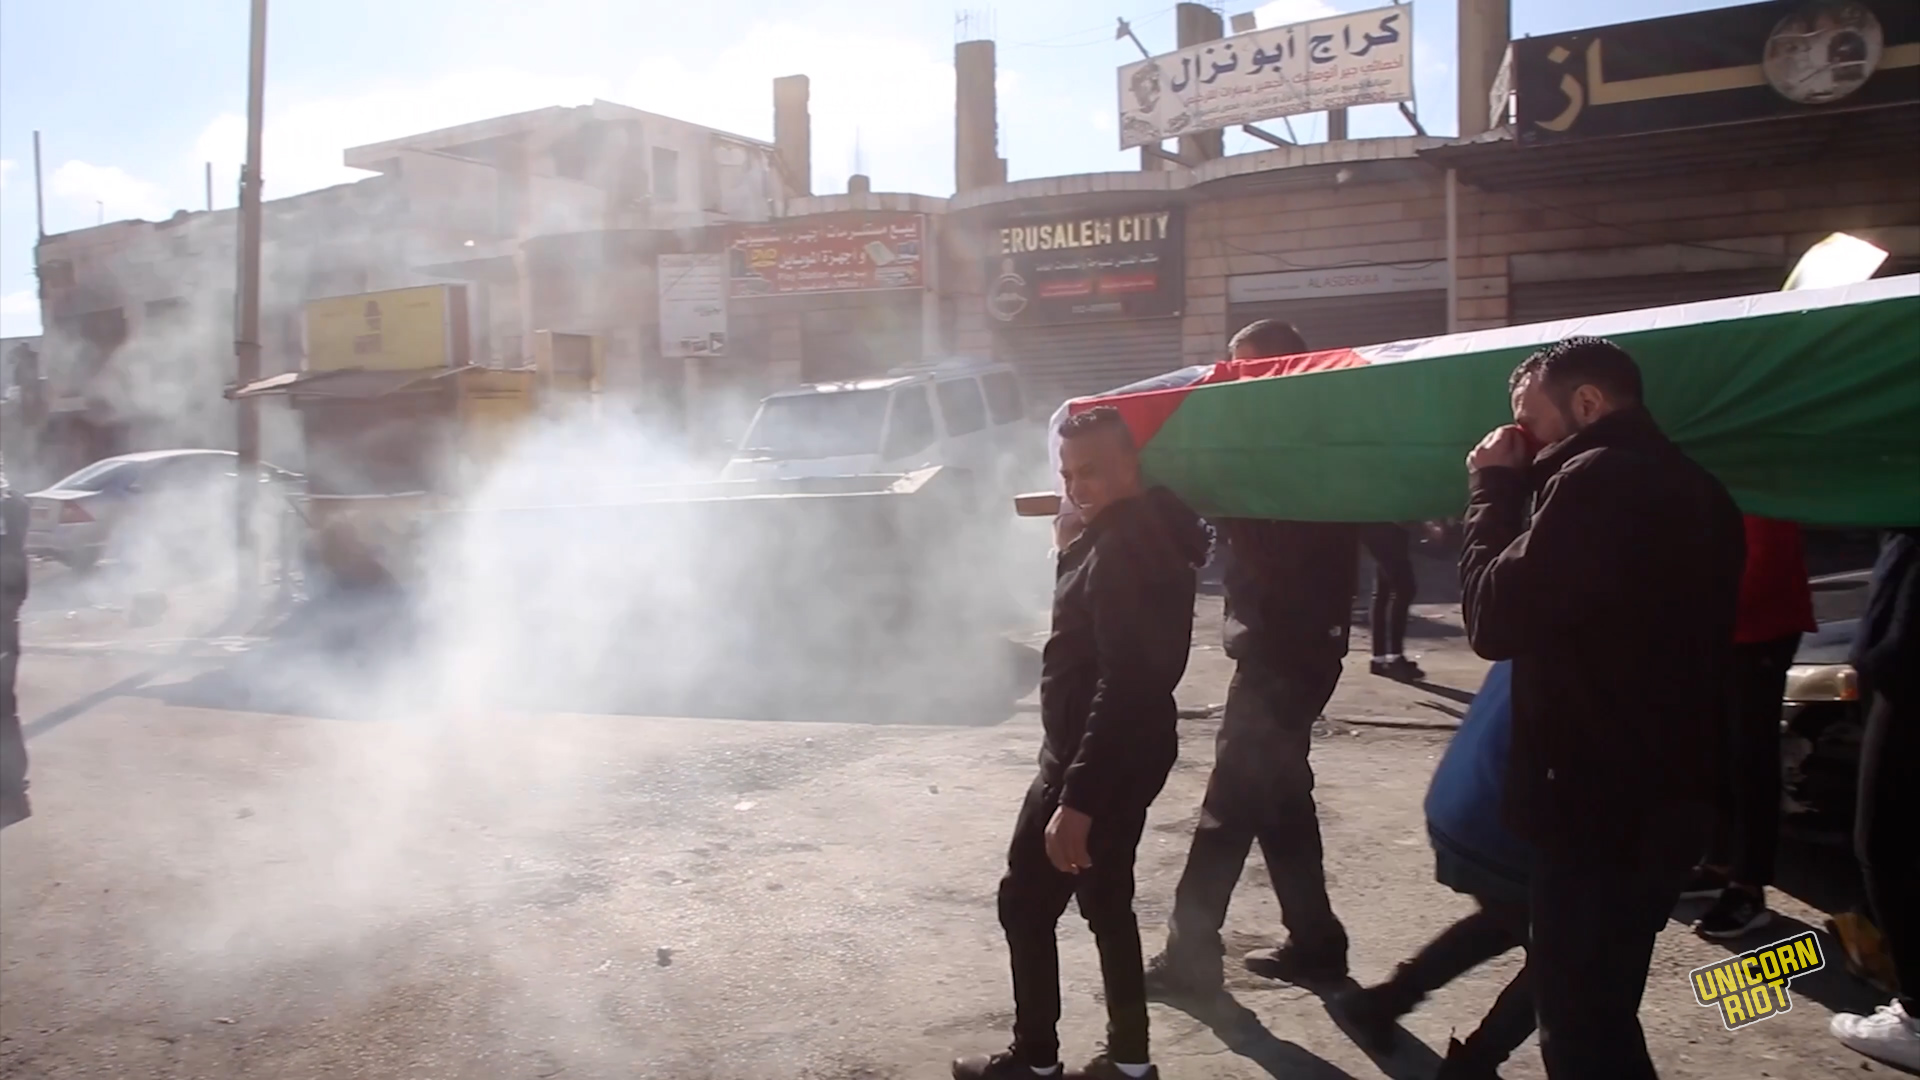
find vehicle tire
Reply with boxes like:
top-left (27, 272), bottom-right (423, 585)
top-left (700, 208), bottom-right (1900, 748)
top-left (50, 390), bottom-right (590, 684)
top-left (62, 548), bottom-right (100, 573)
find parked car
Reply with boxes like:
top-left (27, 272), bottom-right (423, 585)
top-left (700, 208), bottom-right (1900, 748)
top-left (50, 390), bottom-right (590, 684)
top-left (719, 359), bottom-right (1037, 496)
top-left (25, 450), bottom-right (299, 571)
top-left (1780, 569), bottom-right (1872, 840)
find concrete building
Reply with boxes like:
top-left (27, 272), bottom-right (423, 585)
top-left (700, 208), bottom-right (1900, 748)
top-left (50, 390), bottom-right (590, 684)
top-left (26, 100), bottom-right (783, 478)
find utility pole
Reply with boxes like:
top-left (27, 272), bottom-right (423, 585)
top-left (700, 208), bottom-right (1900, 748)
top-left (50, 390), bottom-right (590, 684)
top-left (32, 132), bottom-right (45, 238)
top-left (205, 162), bottom-right (214, 212)
top-left (234, 0), bottom-right (268, 591)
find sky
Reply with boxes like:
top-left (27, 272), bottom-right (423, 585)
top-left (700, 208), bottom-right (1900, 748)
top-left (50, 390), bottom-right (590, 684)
top-left (0, 0), bottom-right (1740, 338)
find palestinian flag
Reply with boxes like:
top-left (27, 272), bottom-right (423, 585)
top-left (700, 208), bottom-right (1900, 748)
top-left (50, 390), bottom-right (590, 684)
top-left (1054, 274), bottom-right (1920, 528)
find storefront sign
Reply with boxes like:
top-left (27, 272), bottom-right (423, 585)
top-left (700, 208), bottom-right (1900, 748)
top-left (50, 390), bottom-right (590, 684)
top-left (1227, 262), bottom-right (1448, 304)
top-left (1514, 0), bottom-right (1920, 145)
top-left (1117, 5), bottom-right (1412, 150)
top-left (658, 253), bottom-right (728, 357)
top-left (304, 285), bottom-right (467, 372)
top-left (729, 214), bottom-right (925, 297)
top-left (987, 209), bottom-right (1184, 326)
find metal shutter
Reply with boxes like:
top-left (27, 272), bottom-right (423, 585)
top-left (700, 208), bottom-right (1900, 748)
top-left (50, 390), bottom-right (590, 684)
top-left (799, 296), bottom-right (924, 383)
top-left (993, 319), bottom-right (1185, 412)
top-left (1508, 268), bottom-right (1788, 325)
top-left (1228, 290), bottom-right (1449, 352)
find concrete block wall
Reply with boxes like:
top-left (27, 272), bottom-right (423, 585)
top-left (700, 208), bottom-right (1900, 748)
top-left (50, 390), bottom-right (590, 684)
top-left (1182, 176), bottom-right (1449, 362)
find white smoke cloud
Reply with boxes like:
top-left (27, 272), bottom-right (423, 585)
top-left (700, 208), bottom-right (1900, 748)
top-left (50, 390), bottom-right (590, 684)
top-left (48, 160), bottom-right (172, 224)
top-left (0, 159), bottom-right (15, 191)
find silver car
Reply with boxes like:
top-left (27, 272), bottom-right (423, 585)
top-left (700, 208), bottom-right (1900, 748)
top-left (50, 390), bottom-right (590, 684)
top-left (25, 450), bottom-right (297, 571)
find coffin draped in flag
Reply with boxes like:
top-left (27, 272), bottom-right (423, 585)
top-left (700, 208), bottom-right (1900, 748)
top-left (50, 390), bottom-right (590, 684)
top-left (1056, 275), bottom-right (1920, 527)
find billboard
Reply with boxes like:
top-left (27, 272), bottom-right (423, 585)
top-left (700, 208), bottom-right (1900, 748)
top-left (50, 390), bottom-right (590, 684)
top-left (304, 284), bottom-right (469, 372)
top-left (1117, 5), bottom-right (1413, 149)
top-left (729, 214), bottom-right (926, 297)
top-left (658, 253), bottom-right (729, 358)
top-left (985, 208), bottom-right (1183, 326)
top-left (1513, 0), bottom-right (1920, 145)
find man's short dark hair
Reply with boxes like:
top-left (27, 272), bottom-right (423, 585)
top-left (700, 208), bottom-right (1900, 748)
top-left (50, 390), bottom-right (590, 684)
top-left (1228, 319), bottom-right (1309, 359)
top-left (1510, 336), bottom-right (1644, 405)
top-left (1058, 406), bottom-right (1136, 451)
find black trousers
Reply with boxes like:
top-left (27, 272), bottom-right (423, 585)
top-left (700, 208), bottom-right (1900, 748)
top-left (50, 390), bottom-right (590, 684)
top-left (1856, 691), bottom-right (1919, 1014)
top-left (1705, 634), bottom-right (1802, 886)
top-left (1000, 772), bottom-right (1160, 1066)
top-left (1165, 652), bottom-right (1345, 966)
top-left (1390, 896), bottom-right (1534, 1067)
top-left (1361, 524), bottom-right (1415, 658)
top-left (1530, 806), bottom-right (1708, 1080)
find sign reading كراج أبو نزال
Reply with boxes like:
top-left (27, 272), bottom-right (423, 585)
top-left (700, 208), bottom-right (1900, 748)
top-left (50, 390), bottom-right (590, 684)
top-left (1116, 5), bottom-right (1413, 149)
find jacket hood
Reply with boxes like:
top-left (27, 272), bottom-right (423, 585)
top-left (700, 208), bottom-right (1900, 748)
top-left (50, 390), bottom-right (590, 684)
top-left (1089, 486), bottom-right (1214, 569)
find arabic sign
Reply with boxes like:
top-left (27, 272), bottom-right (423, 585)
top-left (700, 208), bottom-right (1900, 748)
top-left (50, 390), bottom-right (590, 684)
top-left (729, 214), bottom-right (926, 297)
top-left (986, 209), bottom-right (1183, 326)
top-left (305, 285), bottom-right (467, 372)
top-left (1116, 5), bottom-right (1412, 150)
top-left (658, 253), bottom-right (728, 358)
top-left (1514, 0), bottom-right (1920, 145)
top-left (1227, 263), bottom-right (1448, 304)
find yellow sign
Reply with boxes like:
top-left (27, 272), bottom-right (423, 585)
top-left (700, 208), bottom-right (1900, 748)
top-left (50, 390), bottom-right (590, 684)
top-left (1689, 929), bottom-right (1826, 1031)
top-left (305, 285), bottom-right (461, 372)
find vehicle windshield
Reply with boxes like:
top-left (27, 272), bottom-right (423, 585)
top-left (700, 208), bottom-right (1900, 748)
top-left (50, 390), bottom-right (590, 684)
top-left (49, 458), bottom-right (142, 493)
top-left (738, 389), bottom-right (891, 461)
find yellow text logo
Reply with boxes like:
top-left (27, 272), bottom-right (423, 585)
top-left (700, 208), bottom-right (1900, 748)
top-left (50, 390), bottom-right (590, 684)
top-left (1689, 929), bottom-right (1826, 1031)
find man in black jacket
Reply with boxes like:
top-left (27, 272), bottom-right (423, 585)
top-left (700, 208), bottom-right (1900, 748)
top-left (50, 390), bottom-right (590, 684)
top-left (1, 460), bottom-right (29, 828)
top-left (1147, 320), bottom-right (1361, 994)
top-left (1828, 527), bottom-right (1920, 1071)
top-left (955, 407), bottom-right (1211, 1080)
top-left (1460, 337), bottom-right (1744, 1080)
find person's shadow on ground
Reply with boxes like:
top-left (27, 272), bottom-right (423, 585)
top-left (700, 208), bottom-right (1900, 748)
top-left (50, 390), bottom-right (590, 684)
top-left (1154, 972), bottom-right (1445, 1080)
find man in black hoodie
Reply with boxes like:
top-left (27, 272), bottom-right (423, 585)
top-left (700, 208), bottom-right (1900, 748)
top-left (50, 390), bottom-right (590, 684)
top-left (1460, 337), bottom-right (1744, 1080)
top-left (1147, 320), bottom-right (1361, 993)
top-left (955, 407), bottom-right (1210, 1080)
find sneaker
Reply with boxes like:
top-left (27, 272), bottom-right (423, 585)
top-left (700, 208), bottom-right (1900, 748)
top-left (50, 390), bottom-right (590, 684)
top-left (1244, 938), bottom-right (1349, 985)
top-left (1678, 864), bottom-right (1729, 901)
top-left (1830, 999), bottom-right (1920, 1072)
top-left (952, 1050), bottom-right (1060, 1079)
top-left (1695, 885), bottom-right (1772, 940)
top-left (1337, 981), bottom-right (1420, 1051)
top-left (1433, 1036), bottom-right (1507, 1080)
top-left (1142, 950), bottom-right (1222, 999)
top-left (1368, 656), bottom-right (1426, 682)
top-left (1068, 1055), bottom-right (1158, 1080)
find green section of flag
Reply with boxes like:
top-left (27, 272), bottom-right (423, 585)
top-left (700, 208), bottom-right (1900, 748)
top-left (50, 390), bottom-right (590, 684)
top-left (1140, 291), bottom-right (1920, 526)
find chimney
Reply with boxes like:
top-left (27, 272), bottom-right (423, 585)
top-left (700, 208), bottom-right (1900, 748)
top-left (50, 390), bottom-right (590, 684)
top-left (955, 38), bottom-right (1005, 194)
top-left (1457, 0), bottom-right (1511, 137)
top-left (847, 174), bottom-right (872, 195)
top-left (1175, 3), bottom-right (1225, 162)
top-left (774, 74), bottom-right (812, 197)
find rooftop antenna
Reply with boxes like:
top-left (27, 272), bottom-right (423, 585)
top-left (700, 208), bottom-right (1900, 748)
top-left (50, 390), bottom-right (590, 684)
top-left (955, 8), bottom-right (996, 43)
top-left (853, 126), bottom-right (865, 178)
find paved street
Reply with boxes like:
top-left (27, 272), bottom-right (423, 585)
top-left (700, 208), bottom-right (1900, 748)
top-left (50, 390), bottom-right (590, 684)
top-left (0, 566), bottom-right (1895, 1080)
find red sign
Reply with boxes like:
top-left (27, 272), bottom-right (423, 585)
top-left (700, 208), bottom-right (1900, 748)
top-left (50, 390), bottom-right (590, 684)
top-left (728, 214), bottom-right (926, 297)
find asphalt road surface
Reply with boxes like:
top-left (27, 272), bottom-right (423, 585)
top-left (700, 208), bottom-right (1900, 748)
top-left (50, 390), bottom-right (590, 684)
top-left (1, 569), bottom-right (1897, 1079)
